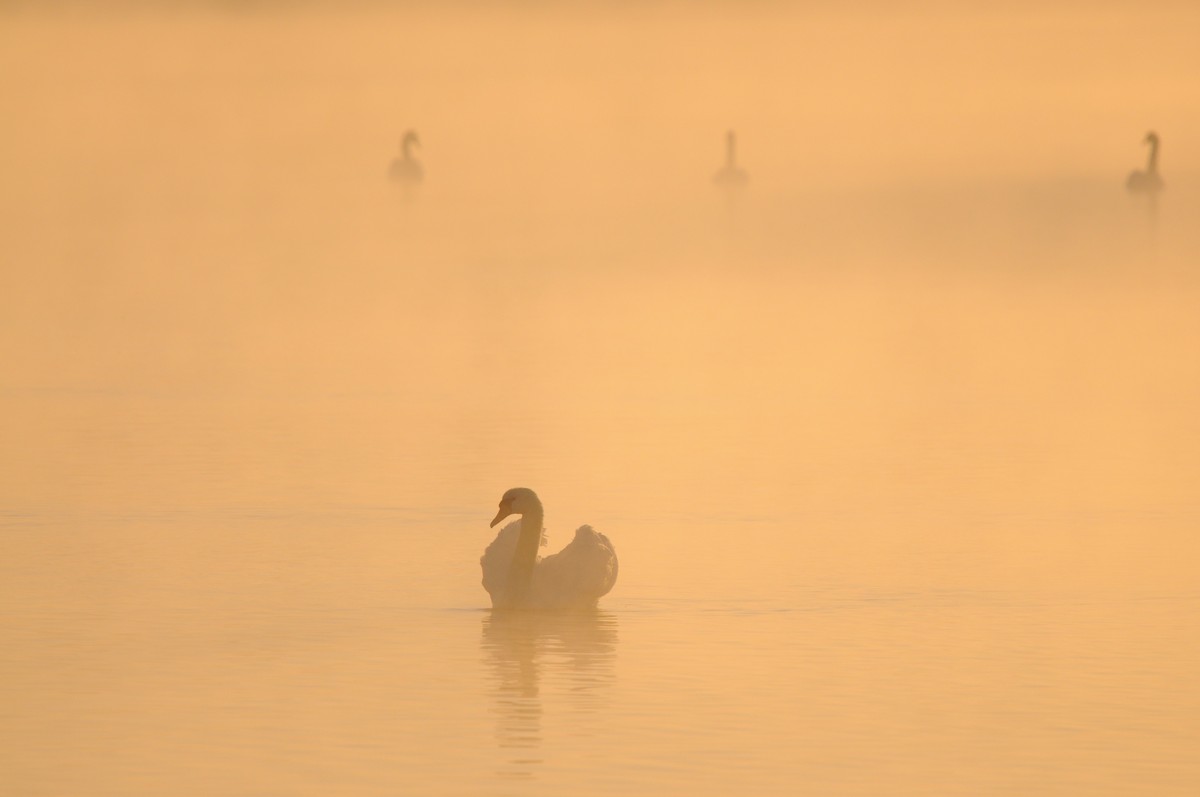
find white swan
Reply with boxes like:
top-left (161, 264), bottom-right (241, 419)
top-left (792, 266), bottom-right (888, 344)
top-left (389, 129), bottom-right (423, 185)
top-left (481, 488), bottom-right (618, 610)
top-left (713, 129), bottom-right (748, 188)
top-left (1126, 131), bottom-right (1163, 193)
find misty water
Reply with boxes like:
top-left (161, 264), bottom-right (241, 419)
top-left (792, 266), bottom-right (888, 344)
top-left (3, 3), bottom-right (1200, 795)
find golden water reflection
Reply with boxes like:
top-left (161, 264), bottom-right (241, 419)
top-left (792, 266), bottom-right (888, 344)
top-left (481, 610), bottom-right (619, 780)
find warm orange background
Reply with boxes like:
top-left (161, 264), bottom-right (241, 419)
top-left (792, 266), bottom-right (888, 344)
top-left (2, 3), bottom-right (1199, 795)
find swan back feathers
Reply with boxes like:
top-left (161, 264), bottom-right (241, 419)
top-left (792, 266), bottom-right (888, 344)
top-left (526, 525), bottom-right (618, 603)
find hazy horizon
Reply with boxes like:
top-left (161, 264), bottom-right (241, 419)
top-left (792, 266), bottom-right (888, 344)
top-left (3, 2), bottom-right (1199, 795)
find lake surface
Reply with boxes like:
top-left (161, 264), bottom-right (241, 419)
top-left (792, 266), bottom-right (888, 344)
top-left (2, 3), bottom-right (1199, 795)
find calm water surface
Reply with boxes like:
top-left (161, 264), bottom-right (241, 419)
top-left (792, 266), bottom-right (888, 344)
top-left (3, 4), bottom-right (1200, 795)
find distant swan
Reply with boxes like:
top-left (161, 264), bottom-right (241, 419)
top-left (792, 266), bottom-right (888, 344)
top-left (481, 488), bottom-right (618, 610)
top-left (713, 129), bottom-right (748, 188)
top-left (389, 130), bottom-right (423, 185)
top-left (1126, 131), bottom-right (1163, 194)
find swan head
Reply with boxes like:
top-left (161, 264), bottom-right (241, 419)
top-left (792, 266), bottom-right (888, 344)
top-left (402, 130), bottom-right (420, 153)
top-left (490, 487), bottom-right (540, 528)
top-left (1144, 131), bottom-right (1159, 146)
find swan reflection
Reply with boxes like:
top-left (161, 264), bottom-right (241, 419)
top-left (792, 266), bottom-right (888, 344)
top-left (481, 610), bottom-right (618, 780)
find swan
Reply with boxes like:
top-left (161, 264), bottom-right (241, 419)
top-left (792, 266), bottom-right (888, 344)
top-left (713, 129), bottom-right (748, 188)
top-left (1126, 131), bottom-right (1163, 193)
top-left (389, 129), bottom-right (423, 185)
top-left (480, 488), bottom-right (618, 610)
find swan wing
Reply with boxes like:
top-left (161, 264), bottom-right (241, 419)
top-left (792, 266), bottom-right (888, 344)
top-left (714, 166), bottom-right (748, 187)
top-left (534, 525), bottom-right (618, 607)
top-left (480, 520), bottom-right (522, 599)
top-left (389, 159), bottom-right (424, 183)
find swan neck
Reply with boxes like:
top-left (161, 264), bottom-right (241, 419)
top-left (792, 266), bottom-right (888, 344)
top-left (402, 138), bottom-right (414, 160)
top-left (503, 504), bottom-right (544, 606)
top-left (1147, 138), bottom-right (1159, 173)
top-left (726, 132), bottom-right (736, 168)
top-left (522, 502), bottom-right (544, 531)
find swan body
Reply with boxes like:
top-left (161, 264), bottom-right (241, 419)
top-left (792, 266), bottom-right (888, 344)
top-left (713, 129), bottom-right (748, 188)
top-left (481, 488), bottom-right (618, 610)
top-left (1126, 131), bottom-right (1163, 193)
top-left (389, 129), bottom-right (423, 185)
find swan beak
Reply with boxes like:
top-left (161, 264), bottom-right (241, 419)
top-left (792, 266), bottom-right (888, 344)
top-left (490, 508), bottom-right (512, 528)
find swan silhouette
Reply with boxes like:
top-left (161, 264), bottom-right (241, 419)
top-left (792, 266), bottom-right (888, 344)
top-left (389, 129), bottom-right (423, 185)
top-left (1126, 131), bottom-right (1163, 194)
top-left (481, 488), bottom-right (618, 610)
top-left (713, 129), bottom-right (748, 188)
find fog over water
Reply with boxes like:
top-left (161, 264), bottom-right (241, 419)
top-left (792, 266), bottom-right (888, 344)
top-left (2, 3), bottom-right (1199, 795)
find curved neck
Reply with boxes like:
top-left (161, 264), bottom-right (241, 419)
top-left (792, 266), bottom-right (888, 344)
top-left (504, 503), bottom-right (544, 606)
top-left (1146, 139), bottom-right (1159, 174)
top-left (402, 137), bottom-right (416, 161)
top-left (726, 133), bottom-right (736, 168)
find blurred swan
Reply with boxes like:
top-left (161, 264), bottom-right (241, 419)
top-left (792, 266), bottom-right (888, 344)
top-left (713, 129), bottom-right (748, 188)
top-left (389, 129), bottom-right (423, 185)
top-left (481, 488), bottom-right (618, 609)
top-left (1126, 131), bottom-right (1163, 194)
